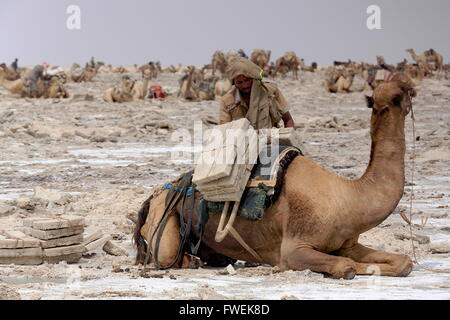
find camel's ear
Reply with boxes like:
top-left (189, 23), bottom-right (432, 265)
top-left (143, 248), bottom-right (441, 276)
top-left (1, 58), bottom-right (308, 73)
top-left (365, 95), bottom-right (374, 109)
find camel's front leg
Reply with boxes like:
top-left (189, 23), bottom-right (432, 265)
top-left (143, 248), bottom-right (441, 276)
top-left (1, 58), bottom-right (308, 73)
top-left (338, 243), bottom-right (413, 277)
top-left (280, 240), bottom-right (357, 279)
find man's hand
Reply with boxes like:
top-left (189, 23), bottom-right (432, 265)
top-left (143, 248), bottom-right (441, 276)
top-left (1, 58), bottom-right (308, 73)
top-left (282, 111), bottom-right (295, 128)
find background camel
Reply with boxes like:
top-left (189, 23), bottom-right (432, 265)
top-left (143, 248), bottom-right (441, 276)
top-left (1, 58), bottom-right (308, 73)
top-left (298, 59), bottom-right (317, 73)
top-left (83, 62), bottom-right (104, 82)
top-left (103, 75), bottom-right (135, 103)
top-left (103, 87), bottom-right (133, 103)
top-left (0, 67), bottom-right (27, 97)
top-left (177, 66), bottom-right (213, 101)
top-left (424, 49), bottom-right (444, 72)
top-left (274, 52), bottom-right (316, 80)
top-left (134, 74), bottom-right (416, 279)
top-left (214, 78), bottom-right (232, 98)
top-left (42, 77), bottom-right (70, 99)
top-left (211, 51), bottom-right (228, 77)
top-left (0, 67), bottom-right (69, 99)
top-left (251, 49), bottom-right (271, 70)
top-left (274, 51), bottom-right (300, 80)
top-left (0, 63), bottom-right (20, 81)
top-left (324, 67), bottom-right (355, 93)
top-left (130, 69), bottom-right (151, 101)
top-left (138, 63), bottom-right (158, 80)
top-left (406, 48), bottom-right (443, 74)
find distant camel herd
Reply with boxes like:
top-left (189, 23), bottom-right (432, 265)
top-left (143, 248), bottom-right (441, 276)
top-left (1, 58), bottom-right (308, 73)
top-left (0, 48), bottom-right (447, 101)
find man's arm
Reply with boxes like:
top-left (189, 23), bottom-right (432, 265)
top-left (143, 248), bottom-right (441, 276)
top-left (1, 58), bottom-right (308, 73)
top-left (271, 84), bottom-right (295, 128)
top-left (282, 111), bottom-right (295, 128)
top-left (219, 99), bottom-right (233, 124)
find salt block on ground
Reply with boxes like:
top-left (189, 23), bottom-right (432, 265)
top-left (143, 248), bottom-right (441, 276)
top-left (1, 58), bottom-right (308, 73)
top-left (0, 247), bottom-right (42, 258)
top-left (23, 216), bottom-right (85, 230)
top-left (0, 231), bottom-right (41, 249)
top-left (44, 253), bottom-right (83, 264)
top-left (43, 244), bottom-right (85, 257)
top-left (23, 226), bottom-right (84, 240)
top-left (39, 234), bottom-right (84, 249)
top-left (0, 256), bottom-right (43, 265)
top-left (103, 240), bottom-right (129, 256)
top-left (84, 235), bottom-right (112, 252)
top-left (81, 230), bottom-right (103, 246)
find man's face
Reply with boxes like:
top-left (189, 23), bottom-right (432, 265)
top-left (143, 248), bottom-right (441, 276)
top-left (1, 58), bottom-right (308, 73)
top-left (234, 75), bottom-right (252, 94)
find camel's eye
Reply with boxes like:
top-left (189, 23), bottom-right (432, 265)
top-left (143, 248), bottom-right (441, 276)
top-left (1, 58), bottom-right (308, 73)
top-left (365, 95), bottom-right (374, 109)
top-left (392, 95), bottom-right (402, 106)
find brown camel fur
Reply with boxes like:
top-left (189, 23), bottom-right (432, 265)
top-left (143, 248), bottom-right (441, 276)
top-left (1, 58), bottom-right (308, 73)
top-left (83, 62), bottom-right (104, 82)
top-left (178, 66), bottom-right (214, 101)
top-left (274, 51), bottom-right (300, 80)
top-left (130, 70), bottom-right (151, 101)
top-left (214, 78), bottom-right (232, 98)
top-left (138, 63), bottom-right (158, 79)
top-left (42, 77), bottom-right (70, 99)
top-left (70, 62), bottom-right (102, 82)
top-left (0, 67), bottom-right (69, 99)
top-left (103, 76), bottom-right (135, 103)
top-left (212, 51), bottom-right (228, 77)
top-left (299, 59), bottom-right (317, 73)
top-left (103, 87), bottom-right (133, 103)
top-left (0, 67), bottom-right (27, 97)
top-left (134, 74), bottom-right (416, 279)
top-left (406, 48), bottom-right (443, 74)
top-left (251, 49), bottom-right (271, 70)
top-left (0, 63), bottom-right (20, 81)
top-left (178, 66), bottom-right (199, 100)
top-left (274, 52), bottom-right (315, 79)
top-left (324, 67), bottom-right (355, 93)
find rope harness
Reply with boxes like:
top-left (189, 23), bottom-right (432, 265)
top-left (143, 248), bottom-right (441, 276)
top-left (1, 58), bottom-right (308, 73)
top-left (144, 171), bottom-right (196, 269)
top-left (404, 93), bottom-right (450, 274)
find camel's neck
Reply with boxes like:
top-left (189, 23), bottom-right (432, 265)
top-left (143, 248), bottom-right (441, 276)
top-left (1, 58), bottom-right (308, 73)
top-left (346, 75), bottom-right (354, 86)
top-left (353, 109), bottom-right (406, 230)
top-left (186, 72), bottom-right (194, 92)
top-left (0, 75), bottom-right (15, 89)
top-left (142, 77), bottom-right (149, 97)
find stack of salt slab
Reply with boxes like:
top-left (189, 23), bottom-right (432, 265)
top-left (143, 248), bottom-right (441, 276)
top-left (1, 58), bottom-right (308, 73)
top-left (23, 216), bottom-right (86, 264)
top-left (0, 216), bottom-right (112, 265)
top-left (193, 118), bottom-right (259, 202)
top-left (258, 127), bottom-right (304, 150)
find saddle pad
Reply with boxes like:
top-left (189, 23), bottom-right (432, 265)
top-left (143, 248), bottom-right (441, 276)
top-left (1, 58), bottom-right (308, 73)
top-left (250, 145), bottom-right (303, 183)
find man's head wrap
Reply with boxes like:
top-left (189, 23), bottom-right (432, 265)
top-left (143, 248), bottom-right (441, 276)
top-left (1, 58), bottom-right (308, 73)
top-left (226, 57), bottom-right (263, 81)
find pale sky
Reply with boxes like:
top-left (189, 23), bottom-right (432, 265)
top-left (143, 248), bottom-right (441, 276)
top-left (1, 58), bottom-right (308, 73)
top-left (1, 0), bottom-right (449, 67)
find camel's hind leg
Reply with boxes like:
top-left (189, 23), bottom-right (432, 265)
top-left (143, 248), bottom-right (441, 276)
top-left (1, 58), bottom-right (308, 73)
top-left (280, 240), bottom-right (357, 279)
top-left (338, 243), bottom-right (413, 277)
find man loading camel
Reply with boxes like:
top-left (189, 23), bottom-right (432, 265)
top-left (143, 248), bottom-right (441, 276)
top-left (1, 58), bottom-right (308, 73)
top-left (28, 62), bottom-right (49, 98)
top-left (219, 57), bottom-right (294, 129)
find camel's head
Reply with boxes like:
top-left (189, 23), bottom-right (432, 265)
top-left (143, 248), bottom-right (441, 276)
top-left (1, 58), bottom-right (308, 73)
top-left (142, 69), bottom-right (151, 80)
top-left (376, 56), bottom-right (385, 64)
top-left (366, 73), bottom-right (416, 116)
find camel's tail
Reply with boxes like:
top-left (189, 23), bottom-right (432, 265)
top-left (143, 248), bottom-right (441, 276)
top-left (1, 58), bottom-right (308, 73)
top-left (133, 195), bottom-right (153, 265)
